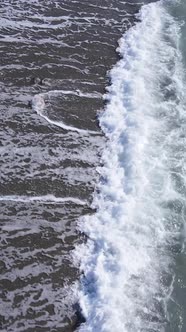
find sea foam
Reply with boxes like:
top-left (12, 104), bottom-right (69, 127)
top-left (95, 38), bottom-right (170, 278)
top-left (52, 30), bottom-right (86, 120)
top-left (75, 1), bottom-right (186, 331)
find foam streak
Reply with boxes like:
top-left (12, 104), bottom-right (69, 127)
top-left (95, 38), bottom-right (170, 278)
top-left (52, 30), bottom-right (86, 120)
top-left (0, 195), bottom-right (87, 205)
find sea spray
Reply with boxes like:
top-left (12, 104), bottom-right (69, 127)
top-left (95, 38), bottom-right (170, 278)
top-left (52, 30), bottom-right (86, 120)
top-left (75, 1), bottom-right (186, 331)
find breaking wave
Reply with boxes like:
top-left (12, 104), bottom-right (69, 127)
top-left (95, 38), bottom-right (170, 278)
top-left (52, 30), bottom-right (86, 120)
top-left (75, 1), bottom-right (186, 331)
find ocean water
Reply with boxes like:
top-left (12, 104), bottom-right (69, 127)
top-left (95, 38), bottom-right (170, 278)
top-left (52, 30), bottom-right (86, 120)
top-left (1, 0), bottom-right (186, 331)
top-left (75, 0), bottom-right (186, 331)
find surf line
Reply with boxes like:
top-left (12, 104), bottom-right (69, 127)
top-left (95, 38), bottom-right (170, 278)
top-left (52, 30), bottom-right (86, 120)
top-left (32, 93), bottom-right (99, 135)
top-left (74, 0), bottom-right (184, 331)
top-left (0, 194), bottom-right (87, 206)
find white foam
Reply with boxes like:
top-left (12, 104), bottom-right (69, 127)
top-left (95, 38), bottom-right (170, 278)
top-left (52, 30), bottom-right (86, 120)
top-left (32, 91), bottom-right (99, 135)
top-left (0, 195), bottom-right (87, 206)
top-left (75, 1), bottom-right (185, 331)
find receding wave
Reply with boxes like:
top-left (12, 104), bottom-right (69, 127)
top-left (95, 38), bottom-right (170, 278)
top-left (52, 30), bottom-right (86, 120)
top-left (75, 1), bottom-right (186, 331)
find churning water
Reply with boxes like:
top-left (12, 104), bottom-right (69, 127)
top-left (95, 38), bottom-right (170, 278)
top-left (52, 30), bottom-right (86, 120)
top-left (75, 1), bottom-right (186, 331)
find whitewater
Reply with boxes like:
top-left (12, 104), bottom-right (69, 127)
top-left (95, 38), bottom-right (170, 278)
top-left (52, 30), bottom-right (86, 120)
top-left (75, 0), bottom-right (186, 331)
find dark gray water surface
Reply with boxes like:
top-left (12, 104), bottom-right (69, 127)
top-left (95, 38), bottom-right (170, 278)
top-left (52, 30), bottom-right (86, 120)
top-left (0, 1), bottom-right (154, 331)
